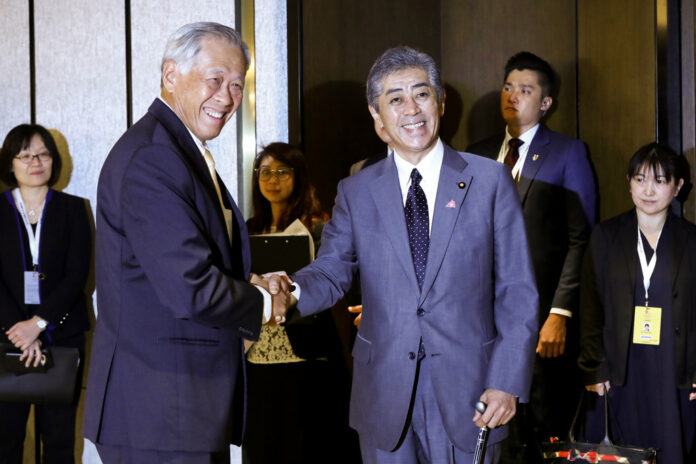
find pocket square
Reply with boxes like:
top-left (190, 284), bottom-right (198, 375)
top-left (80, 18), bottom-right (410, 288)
top-left (445, 200), bottom-right (456, 208)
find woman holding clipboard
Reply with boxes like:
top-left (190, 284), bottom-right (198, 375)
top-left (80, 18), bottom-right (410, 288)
top-left (243, 143), bottom-right (358, 464)
top-left (0, 124), bottom-right (91, 463)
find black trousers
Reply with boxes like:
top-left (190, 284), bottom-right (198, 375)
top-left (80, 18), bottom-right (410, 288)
top-left (0, 401), bottom-right (79, 464)
top-left (0, 338), bottom-right (84, 464)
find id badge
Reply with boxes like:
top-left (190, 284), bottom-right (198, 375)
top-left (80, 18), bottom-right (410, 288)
top-left (633, 306), bottom-right (661, 345)
top-left (24, 271), bottom-right (41, 305)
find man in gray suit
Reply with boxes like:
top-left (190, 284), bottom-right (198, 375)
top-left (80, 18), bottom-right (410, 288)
top-left (271, 46), bottom-right (538, 463)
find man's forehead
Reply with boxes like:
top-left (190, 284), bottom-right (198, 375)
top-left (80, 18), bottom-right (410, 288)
top-left (505, 69), bottom-right (540, 86)
top-left (380, 68), bottom-right (431, 94)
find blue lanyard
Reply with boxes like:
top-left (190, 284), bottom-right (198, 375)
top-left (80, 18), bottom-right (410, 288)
top-left (5, 189), bottom-right (53, 272)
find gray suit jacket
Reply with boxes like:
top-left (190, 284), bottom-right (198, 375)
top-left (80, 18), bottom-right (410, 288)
top-left (293, 144), bottom-right (538, 451)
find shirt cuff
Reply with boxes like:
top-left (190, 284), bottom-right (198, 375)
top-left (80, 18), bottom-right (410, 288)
top-left (550, 307), bottom-right (572, 318)
top-left (254, 285), bottom-right (272, 323)
top-left (291, 282), bottom-right (301, 302)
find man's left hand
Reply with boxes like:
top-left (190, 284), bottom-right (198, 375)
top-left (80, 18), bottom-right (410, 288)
top-left (536, 313), bottom-right (567, 358)
top-left (473, 389), bottom-right (516, 428)
top-left (6, 317), bottom-right (43, 351)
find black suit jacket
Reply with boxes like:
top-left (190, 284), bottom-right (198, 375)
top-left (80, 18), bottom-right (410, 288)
top-left (467, 125), bottom-right (596, 321)
top-left (0, 189), bottom-right (91, 345)
top-left (579, 210), bottom-right (696, 388)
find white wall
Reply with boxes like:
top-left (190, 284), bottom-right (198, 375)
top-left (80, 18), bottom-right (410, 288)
top-left (0, 1), bottom-right (288, 463)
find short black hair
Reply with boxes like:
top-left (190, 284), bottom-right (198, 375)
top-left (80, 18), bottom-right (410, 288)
top-left (0, 124), bottom-right (62, 187)
top-left (504, 51), bottom-right (559, 98)
top-left (627, 142), bottom-right (684, 182)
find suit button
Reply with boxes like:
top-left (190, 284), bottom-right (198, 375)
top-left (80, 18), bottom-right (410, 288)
top-left (675, 327), bottom-right (681, 335)
top-left (408, 352), bottom-right (416, 360)
top-left (417, 308), bottom-right (425, 317)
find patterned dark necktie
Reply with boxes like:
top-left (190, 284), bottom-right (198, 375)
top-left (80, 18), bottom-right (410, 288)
top-left (405, 168), bottom-right (429, 290)
top-left (504, 138), bottom-right (523, 171)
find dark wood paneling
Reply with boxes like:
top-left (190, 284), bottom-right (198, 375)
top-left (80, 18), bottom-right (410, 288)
top-left (578, 0), bottom-right (656, 220)
top-left (440, 0), bottom-right (577, 150)
top-left (301, 0), bottom-right (441, 210)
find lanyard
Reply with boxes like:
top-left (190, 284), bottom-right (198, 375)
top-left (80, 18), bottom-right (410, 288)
top-left (6, 189), bottom-right (51, 270)
top-left (636, 224), bottom-right (662, 306)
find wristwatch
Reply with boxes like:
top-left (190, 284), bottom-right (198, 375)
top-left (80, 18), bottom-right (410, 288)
top-left (36, 318), bottom-right (47, 331)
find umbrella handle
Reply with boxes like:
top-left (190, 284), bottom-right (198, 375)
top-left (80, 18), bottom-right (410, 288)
top-left (473, 401), bottom-right (489, 464)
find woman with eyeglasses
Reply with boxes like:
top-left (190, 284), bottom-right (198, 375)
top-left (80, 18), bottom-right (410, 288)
top-left (0, 124), bottom-right (91, 463)
top-left (243, 143), bottom-right (358, 464)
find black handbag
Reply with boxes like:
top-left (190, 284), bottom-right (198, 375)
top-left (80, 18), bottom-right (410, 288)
top-left (541, 391), bottom-right (657, 463)
top-left (0, 343), bottom-right (80, 405)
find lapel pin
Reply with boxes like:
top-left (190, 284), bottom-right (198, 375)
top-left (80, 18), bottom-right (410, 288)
top-left (458, 181), bottom-right (466, 189)
top-left (532, 154), bottom-right (539, 161)
top-left (446, 200), bottom-right (456, 208)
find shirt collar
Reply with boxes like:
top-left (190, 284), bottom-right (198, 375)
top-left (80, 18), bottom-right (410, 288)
top-left (504, 123), bottom-right (539, 151)
top-left (393, 138), bottom-right (444, 189)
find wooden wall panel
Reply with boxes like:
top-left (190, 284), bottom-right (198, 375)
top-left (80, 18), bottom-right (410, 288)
top-left (578, 0), bottom-right (656, 220)
top-left (130, 1), bottom-right (240, 200)
top-left (301, 0), bottom-right (441, 210)
top-left (440, 0), bottom-right (577, 151)
top-left (0, 2), bottom-right (31, 149)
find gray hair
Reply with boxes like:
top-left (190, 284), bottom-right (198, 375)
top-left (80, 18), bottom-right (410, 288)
top-left (161, 22), bottom-right (250, 75)
top-left (366, 46), bottom-right (443, 112)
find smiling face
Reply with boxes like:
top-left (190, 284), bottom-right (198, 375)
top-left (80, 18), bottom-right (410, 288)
top-left (258, 156), bottom-right (294, 207)
top-left (369, 67), bottom-right (444, 164)
top-left (629, 164), bottom-right (683, 218)
top-left (162, 37), bottom-right (246, 142)
top-left (501, 69), bottom-right (552, 137)
top-left (12, 134), bottom-right (53, 189)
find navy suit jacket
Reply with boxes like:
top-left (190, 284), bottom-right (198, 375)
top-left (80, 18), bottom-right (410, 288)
top-left (579, 210), bottom-right (696, 389)
top-left (293, 144), bottom-right (538, 451)
top-left (83, 99), bottom-right (263, 451)
top-left (468, 125), bottom-right (596, 321)
top-left (0, 190), bottom-right (91, 345)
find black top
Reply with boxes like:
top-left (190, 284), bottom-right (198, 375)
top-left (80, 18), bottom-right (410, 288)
top-left (0, 189), bottom-right (92, 344)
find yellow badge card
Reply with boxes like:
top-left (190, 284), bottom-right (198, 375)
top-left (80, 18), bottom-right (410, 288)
top-left (632, 306), bottom-right (661, 345)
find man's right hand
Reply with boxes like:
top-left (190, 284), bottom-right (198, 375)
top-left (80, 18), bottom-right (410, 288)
top-left (348, 305), bottom-right (362, 328)
top-left (264, 272), bottom-right (294, 325)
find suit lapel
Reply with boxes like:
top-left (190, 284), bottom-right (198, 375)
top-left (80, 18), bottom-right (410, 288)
top-left (518, 125), bottom-right (551, 203)
top-left (618, 210), bottom-right (638, 297)
top-left (369, 158), bottom-right (421, 293)
top-left (148, 99), bottom-right (234, 256)
top-left (668, 215), bottom-right (686, 294)
top-left (420, 146), bottom-right (471, 304)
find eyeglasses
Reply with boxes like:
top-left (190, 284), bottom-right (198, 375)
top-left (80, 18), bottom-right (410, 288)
top-left (255, 167), bottom-right (293, 181)
top-left (15, 153), bottom-right (52, 165)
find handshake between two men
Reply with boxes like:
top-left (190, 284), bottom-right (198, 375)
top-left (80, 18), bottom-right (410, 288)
top-left (249, 271), bottom-right (295, 326)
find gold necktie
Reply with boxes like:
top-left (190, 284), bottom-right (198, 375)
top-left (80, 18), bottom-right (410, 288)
top-left (202, 148), bottom-right (225, 210)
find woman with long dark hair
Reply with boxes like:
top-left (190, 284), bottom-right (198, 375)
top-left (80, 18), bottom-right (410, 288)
top-left (243, 142), bottom-right (358, 464)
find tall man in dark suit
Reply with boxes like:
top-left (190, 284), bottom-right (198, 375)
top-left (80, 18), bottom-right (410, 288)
top-left (467, 52), bottom-right (597, 461)
top-left (270, 46), bottom-right (538, 464)
top-left (83, 22), bottom-right (286, 463)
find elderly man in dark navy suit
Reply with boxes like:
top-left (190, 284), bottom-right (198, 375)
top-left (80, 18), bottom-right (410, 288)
top-left (83, 22), bottom-right (286, 464)
top-left (468, 52), bottom-right (597, 462)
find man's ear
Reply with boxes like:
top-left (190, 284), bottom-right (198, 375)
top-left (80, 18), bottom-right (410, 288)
top-left (369, 105), bottom-right (382, 126)
top-left (439, 89), bottom-right (446, 116)
top-left (541, 96), bottom-right (553, 111)
top-left (161, 60), bottom-right (178, 93)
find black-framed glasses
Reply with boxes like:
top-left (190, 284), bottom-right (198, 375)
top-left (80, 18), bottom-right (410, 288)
top-left (255, 167), bottom-right (294, 181)
top-left (15, 153), bottom-right (52, 165)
